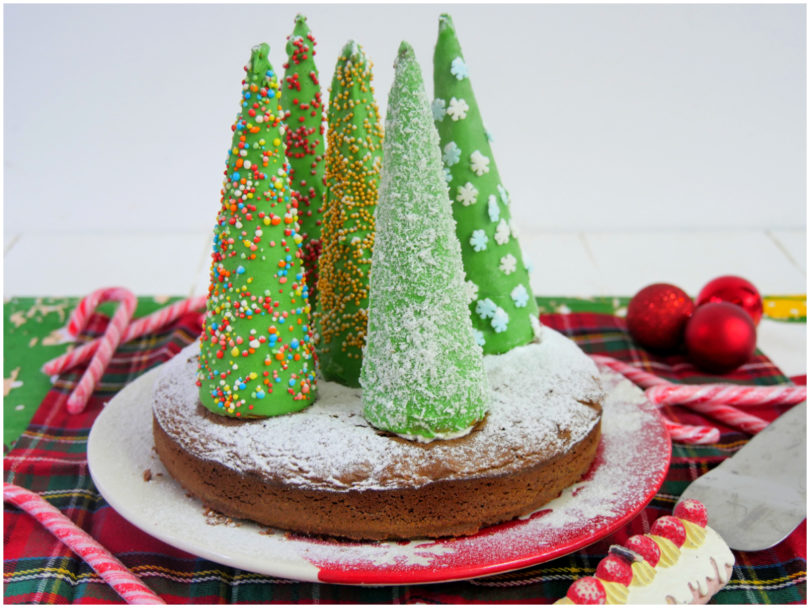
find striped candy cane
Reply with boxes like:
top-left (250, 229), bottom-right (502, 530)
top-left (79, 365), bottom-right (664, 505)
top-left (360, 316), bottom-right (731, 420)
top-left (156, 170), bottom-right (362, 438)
top-left (646, 383), bottom-right (806, 408)
top-left (44, 296), bottom-right (206, 376)
top-left (4, 483), bottom-right (164, 604)
top-left (65, 287), bottom-right (137, 414)
top-left (590, 354), bottom-right (669, 388)
top-left (673, 400), bottom-right (768, 435)
top-left (661, 418), bottom-right (720, 445)
top-left (591, 354), bottom-right (783, 442)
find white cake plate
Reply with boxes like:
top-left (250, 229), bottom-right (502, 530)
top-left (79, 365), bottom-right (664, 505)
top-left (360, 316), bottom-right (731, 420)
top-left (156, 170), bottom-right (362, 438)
top-left (87, 363), bottom-right (670, 585)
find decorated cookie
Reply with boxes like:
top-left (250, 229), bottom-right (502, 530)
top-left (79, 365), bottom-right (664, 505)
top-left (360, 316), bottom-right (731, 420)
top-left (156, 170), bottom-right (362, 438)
top-left (281, 14), bottom-right (326, 305)
top-left (433, 14), bottom-right (539, 354)
top-left (316, 40), bottom-right (383, 387)
top-left (197, 43), bottom-right (317, 418)
top-left (360, 42), bottom-right (489, 443)
top-left (556, 500), bottom-right (734, 604)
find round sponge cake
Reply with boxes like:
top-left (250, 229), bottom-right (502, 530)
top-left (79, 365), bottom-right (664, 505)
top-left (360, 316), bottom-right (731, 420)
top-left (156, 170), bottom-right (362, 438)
top-left (152, 326), bottom-right (603, 541)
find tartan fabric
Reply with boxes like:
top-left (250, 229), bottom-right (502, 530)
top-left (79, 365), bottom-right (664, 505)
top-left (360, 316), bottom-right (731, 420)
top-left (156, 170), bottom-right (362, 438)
top-left (4, 309), bottom-right (806, 604)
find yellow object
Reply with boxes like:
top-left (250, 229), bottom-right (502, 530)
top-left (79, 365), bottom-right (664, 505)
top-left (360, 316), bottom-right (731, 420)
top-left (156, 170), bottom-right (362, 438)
top-left (763, 295), bottom-right (806, 321)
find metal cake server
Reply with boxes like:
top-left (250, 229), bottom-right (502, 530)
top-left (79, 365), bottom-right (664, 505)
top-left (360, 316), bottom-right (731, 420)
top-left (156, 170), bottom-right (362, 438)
top-left (677, 401), bottom-right (806, 552)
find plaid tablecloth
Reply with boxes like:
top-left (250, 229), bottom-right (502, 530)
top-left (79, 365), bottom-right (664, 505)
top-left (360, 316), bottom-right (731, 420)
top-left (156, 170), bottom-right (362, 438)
top-left (4, 297), bottom-right (807, 603)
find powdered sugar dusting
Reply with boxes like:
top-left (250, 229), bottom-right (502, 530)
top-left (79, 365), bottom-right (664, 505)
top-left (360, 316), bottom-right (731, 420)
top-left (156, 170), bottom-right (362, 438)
top-left (91, 354), bottom-right (669, 584)
top-left (153, 326), bottom-right (602, 491)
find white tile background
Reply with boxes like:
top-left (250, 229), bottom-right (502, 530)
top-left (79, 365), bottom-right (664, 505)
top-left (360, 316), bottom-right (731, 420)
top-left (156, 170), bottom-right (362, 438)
top-left (3, 5), bottom-right (805, 378)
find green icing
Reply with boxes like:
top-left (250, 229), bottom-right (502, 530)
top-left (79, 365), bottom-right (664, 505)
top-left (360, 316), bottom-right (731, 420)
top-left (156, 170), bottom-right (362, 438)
top-left (361, 42), bottom-right (489, 442)
top-left (316, 41), bottom-right (383, 387)
top-left (281, 14), bottom-right (326, 306)
top-left (198, 43), bottom-right (317, 418)
top-left (433, 14), bottom-right (540, 354)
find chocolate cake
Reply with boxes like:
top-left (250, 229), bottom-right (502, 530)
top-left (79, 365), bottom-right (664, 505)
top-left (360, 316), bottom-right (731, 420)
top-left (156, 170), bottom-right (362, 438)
top-left (152, 327), bottom-right (603, 541)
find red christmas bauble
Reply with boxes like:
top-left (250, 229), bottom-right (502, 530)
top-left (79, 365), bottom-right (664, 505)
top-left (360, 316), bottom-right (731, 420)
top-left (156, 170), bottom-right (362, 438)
top-left (626, 283), bottom-right (695, 352)
top-left (696, 275), bottom-right (763, 326)
top-left (685, 302), bottom-right (757, 373)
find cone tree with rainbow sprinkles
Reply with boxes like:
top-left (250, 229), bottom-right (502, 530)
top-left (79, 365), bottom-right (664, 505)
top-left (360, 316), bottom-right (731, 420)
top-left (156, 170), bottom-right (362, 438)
top-left (433, 13), bottom-right (540, 355)
top-left (197, 43), bottom-right (317, 418)
top-left (282, 14), bottom-right (326, 306)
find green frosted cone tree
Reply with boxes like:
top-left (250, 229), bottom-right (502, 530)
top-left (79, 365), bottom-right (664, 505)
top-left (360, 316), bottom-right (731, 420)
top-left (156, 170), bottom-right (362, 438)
top-left (198, 43), bottom-right (317, 418)
top-left (361, 41), bottom-right (489, 443)
top-left (433, 14), bottom-right (540, 355)
top-left (281, 14), bottom-right (326, 306)
top-left (316, 41), bottom-right (383, 387)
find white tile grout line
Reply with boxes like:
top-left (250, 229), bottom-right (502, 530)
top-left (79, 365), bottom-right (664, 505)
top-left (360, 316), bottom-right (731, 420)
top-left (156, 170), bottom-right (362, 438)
top-left (765, 229), bottom-right (806, 277)
top-left (4, 234), bottom-right (22, 257)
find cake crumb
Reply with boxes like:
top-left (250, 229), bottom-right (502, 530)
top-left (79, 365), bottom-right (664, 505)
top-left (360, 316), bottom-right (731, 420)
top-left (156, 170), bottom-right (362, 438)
top-left (143, 469), bottom-right (152, 482)
top-left (204, 507), bottom-right (242, 527)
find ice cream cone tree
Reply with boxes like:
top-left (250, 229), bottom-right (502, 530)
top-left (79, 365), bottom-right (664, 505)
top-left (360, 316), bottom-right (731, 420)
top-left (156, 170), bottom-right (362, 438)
top-left (316, 41), bottom-right (383, 387)
top-left (281, 14), bottom-right (326, 305)
top-left (361, 41), bottom-right (489, 442)
top-left (198, 43), bottom-right (317, 418)
top-left (433, 14), bottom-right (540, 354)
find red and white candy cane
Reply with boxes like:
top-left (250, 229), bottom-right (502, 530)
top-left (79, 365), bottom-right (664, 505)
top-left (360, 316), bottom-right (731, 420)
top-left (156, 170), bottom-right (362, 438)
top-left (660, 418), bottom-right (720, 445)
top-left (591, 354), bottom-right (784, 442)
top-left (44, 296), bottom-right (206, 376)
top-left (4, 483), bottom-right (164, 604)
top-left (590, 355), bottom-right (669, 388)
top-left (646, 383), bottom-right (806, 408)
top-left (674, 400), bottom-right (768, 435)
top-left (65, 287), bottom-right (137, 414)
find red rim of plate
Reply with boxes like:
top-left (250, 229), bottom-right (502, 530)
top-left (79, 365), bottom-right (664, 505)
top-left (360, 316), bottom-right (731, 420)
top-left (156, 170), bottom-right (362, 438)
top-left (312, 391), bottom-right (671, 585)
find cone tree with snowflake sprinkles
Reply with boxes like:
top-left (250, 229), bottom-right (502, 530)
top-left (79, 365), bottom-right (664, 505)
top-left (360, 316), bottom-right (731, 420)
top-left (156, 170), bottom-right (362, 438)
top-left (198, 43), bottom-right (317, 418)
top-left (361, 42), bottom-right (489, 443)
top-left (316, 40), bottom-right (384, 387)
top-left (282, 14), bottom-right (326, 305)
top-left (433, 14), bottom-right (539, 354)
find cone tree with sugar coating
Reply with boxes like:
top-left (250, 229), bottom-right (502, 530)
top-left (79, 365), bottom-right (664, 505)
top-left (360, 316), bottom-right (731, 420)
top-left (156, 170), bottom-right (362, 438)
top-left (361, 41), bottom-right (489, 442)
top-left (282, 14), bottom-right (326, 304)
top-left (433, 13), bottom-right (540, 354)
top-left (317, 41), bottom-right (383, 387)
top-left (198, 43), bottom-right (317, 418)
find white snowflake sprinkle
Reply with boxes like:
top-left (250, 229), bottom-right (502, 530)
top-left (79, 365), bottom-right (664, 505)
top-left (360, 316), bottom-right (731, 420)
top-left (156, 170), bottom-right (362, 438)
top-left (487, 195), bottom-right (500, 222)
top-left (456, 182), bottom-right (478, 206)
top-left (494, 219), bottom-right (510, 245)
top-left (492, 307), bottom-right (509, 333)
top-left (469, 229), bottom-right (488, 252)
top-left (511, 284), bottom-right (530, 308)
top-left (531, 314), bottom-right (543, 338)
top-left (499, 253), bottom-right (517, 275)
top-left (431, 98), bottom-right (446, 121)
top-left (473, 329), bottom-right (486, 346)
top-left (447, 97), bottom-right (470, 121)
top-left (509, 218), bottom-right (519, 239)
top-left (442, 141), bottom-right (461, 166)
top-left (470, 150), bottom-right (490, 176)
top-left (498, 184), bottom-right (510, 205)
top-left (450, 57), bottom-right (469, 80)
top-left (476, 298), bottom-right (497, 319)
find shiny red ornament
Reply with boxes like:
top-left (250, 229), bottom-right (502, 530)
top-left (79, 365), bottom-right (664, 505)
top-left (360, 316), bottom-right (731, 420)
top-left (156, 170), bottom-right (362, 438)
top-left (697, 275), bottom-right (763, 326)
top-left (626, 283), bottom-right (695, 352)
top-left (685, 302), bottom-right (757, 374)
